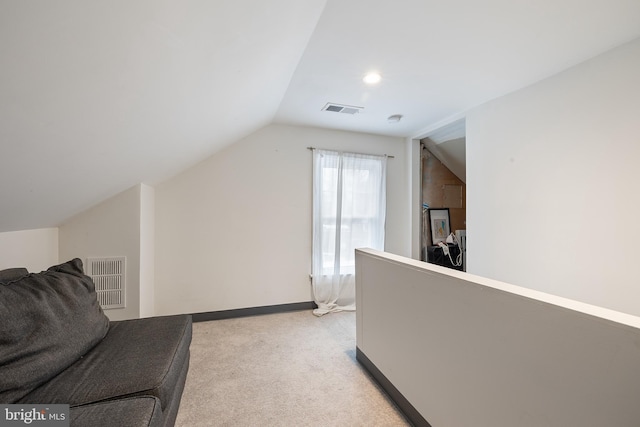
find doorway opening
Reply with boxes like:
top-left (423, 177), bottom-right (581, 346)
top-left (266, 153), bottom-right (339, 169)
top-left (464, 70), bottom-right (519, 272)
top-left (420, 119), bottom-right (466, 270)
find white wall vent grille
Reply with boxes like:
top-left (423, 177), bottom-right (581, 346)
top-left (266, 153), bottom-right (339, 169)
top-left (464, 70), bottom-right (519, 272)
top-left (86, 257), bottom-right (126, 309)
top-left (322, 103), bottom-right (363, 114)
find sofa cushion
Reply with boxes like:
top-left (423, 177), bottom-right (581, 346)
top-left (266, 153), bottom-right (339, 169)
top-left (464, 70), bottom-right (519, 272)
top-left (0, 259), bottom-right (110, 403)
top-left (70, 396), bottom-right (163, 427)
top-left (0, 267), bottom-right (28, 284)
top-left (19, 315), bottom-right (192, 411)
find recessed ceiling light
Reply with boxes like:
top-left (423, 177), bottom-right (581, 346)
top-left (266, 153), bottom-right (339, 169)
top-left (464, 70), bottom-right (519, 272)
top-left (387, 114), bottom-right (403, 123)
top-left (363, 72), bottom-right (382, 85)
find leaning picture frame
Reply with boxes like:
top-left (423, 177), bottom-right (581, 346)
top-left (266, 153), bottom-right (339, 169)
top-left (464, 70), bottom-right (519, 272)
top-left (428, 208), bottom-right (451, 245)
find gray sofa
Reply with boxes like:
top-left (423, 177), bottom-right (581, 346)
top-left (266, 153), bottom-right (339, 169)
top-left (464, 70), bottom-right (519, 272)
top-left (0, 259), bottom-right (192, 427)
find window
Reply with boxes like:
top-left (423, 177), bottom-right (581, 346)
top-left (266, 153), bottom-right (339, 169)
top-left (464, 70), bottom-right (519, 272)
top-left (311, 149), bottom-right (387, 315)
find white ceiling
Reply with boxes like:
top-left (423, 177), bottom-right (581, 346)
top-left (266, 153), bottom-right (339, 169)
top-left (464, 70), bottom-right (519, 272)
top-left (2, 0), bottom-right (640, 232)
top-left (275, 0), bottom-right (640, 137)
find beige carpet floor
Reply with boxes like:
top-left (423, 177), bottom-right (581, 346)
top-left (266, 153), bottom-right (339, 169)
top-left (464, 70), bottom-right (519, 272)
top-left (175, 310), bottom-right (410, 427)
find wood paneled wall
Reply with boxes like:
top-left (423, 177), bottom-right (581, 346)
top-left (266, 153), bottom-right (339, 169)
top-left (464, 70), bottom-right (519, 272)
top-left (421, 145), bottom-right (466, 245)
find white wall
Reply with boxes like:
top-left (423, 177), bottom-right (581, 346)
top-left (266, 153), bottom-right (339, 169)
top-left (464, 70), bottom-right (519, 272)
top-left (59, 185), bottom-right (144, 320)
top-left (154, 123), bottom-right (408, 315)
top-left (0, 228), bottom-right (58, 271)
top-left (466, 37), bottom-right (640, 316)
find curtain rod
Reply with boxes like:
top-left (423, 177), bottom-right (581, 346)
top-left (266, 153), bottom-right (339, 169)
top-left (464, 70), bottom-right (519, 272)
top-left (307, 146), bottom-right (394, 159)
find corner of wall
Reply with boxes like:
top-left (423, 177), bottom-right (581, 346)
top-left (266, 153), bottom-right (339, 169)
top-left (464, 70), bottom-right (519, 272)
top-left (139, 183), bottom-right (155, 318)
top-left (58, 185), bottom-right (145, 320)
top-left (407, 138), bottom-right (422, 260)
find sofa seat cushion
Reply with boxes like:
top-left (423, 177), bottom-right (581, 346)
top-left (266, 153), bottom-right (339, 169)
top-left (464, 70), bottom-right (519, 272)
top-left (70, 396), bottom-right (163, 427)
top-left (0, 259), bottom-right (110, 403)
top-left (19, 314), bottom-right (192, 410)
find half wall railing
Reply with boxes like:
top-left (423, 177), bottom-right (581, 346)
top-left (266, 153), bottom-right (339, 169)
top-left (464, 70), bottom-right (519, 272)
top-left (355, 248), bottom-right (640, 427)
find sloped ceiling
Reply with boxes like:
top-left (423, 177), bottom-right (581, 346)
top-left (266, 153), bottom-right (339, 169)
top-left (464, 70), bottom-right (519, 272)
top-left (422, 119), bottom-right (466, 182)
top-left (0, 0), bottom-right (327, 232)
top-left (423, 136), bottom-right (467, 183)
top-left (2, 0), bottom-right (640, 232)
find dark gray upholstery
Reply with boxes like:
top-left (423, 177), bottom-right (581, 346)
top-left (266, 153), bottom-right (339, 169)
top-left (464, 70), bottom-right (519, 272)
top-left (160, 357), bottom-right (190, 427)
top-left (1, 259), bottom-right (192, 426)
top-left (0, 267), bottom-right (28, 284)
top-left (0, 259), bottom-right (110, 403)
top-left (19, 315), bottom-right (192, 426)
top-left (70, 396), bottom-right (163, 427)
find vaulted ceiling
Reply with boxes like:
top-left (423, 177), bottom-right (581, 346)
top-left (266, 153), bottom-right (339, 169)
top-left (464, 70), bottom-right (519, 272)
top-left (2, 0), bottom-right (640, 232)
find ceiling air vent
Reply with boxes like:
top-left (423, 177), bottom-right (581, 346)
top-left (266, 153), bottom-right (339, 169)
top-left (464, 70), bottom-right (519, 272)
top-left (322, 103), bottom-right (363, 115)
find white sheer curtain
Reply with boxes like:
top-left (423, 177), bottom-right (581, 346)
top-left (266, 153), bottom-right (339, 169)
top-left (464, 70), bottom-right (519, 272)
top-left (311, 149), bottom-right (387, 316)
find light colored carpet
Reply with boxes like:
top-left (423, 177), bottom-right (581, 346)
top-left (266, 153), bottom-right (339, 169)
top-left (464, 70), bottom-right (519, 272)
top-left (175, 310), bottom-right (410, 427)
